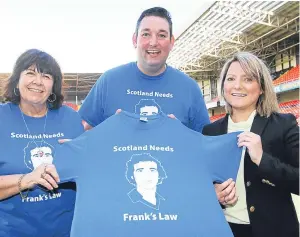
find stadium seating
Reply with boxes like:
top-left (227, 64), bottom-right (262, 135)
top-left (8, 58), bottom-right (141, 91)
top-left (273, 65), bottom-right (299, 86)
top-left (63, 102), bottom-right (79, 111)
top-left (209, 100), bottom-right (300, 124)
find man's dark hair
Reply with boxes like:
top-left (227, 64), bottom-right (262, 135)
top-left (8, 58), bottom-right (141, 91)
top-left (3, 49), bottom-right (64, 109)
top-left (135, 7), bottom-right (173, 39)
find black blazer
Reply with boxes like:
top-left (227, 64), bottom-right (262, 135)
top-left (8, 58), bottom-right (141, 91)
top-left (202, 112), bottom-right (299, 237)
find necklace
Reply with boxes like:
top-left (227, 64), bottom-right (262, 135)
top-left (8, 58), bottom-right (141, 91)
top-left (19, 105), bottom-right (56, 193)
top-left (19, 105), bottom-right (48, 150)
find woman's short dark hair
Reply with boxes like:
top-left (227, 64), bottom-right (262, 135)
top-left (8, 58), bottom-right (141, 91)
top-left (3, 49), bottom-right (64, 109)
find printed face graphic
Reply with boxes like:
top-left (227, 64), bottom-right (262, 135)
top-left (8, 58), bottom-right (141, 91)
top-left (30, 146), bottom-right (53, 169)
top-left (135, 99), bottom-right (162, 116)
top-left (140, 106), bottom-right (159, 116)
top-left (133, 161), bottom-right (159, 190)
top-left (126, 153), bottom-right (167, 210)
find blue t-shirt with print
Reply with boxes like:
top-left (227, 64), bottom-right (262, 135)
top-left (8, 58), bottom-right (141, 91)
top-left (78, 62), bottom-right (210, 132)
top-left (0, 103), bottom-right (84, 237)
top-left (54, 111), bottom-right (242, 237)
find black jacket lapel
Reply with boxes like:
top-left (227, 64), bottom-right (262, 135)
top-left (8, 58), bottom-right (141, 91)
top-left (245, 114), bottom-right (269, 181)
top-left (218, 114), bottom-right (229, 135)
top-left (250, 114), bottom-right (269, 136)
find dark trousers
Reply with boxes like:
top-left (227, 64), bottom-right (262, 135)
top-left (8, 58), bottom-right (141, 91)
top-left (229, 222), bottom-right (253, 237)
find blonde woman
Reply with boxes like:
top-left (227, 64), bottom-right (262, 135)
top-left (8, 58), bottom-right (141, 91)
top-left (203, 52), bottom-right (299, 237)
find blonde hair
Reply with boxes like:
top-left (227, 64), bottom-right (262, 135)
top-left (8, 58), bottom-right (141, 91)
top-left (219, 52), bottom-right (279, 117)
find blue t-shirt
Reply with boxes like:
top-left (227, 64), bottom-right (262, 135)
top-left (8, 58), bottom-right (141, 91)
top-left (55, 111), bottom-right (242, 237)
top-left (0, 103), bottom-right (84, 237)
top-left (79, 62), bottom-right (210, 132)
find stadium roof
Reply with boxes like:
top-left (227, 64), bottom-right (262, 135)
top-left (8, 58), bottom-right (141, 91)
top-left (168, 1), bottom-right (299, 76)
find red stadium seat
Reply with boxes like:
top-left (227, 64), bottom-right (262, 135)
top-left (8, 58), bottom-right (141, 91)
top-left (209, 100), bottom-right (299, 124)
top-left (273, 65), bottom-right (299, 86)
top-left (63, 102), bottom-right (79, 111)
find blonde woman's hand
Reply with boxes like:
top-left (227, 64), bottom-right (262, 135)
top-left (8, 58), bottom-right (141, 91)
top-left (214, 178), bottom-right (238, 205)
top-left (238, 131), bottom-right (263, 166)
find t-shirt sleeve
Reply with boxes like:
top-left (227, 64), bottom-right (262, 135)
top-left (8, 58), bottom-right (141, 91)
top-left (53, 133), bottom-right (89, 182)
top-left (78, 73), bottom-right (107, 127)
top-left (189, 80), bottom-right (210, 132)
top-left (69, 112), bottom-right (85, 138)
top-left (201, 132), bottom-right (243, 183)
top-left (63, 108), bottom-right (85, 137)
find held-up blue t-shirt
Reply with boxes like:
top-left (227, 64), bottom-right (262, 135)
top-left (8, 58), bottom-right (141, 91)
top-left (55, 111), bottom-right (242, 237)
top-left (0, 103), bottom-right (84, 237)
top-left (78, 62), bottom-right (210, 132)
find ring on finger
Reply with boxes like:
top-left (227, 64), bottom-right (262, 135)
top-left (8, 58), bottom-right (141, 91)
top-left (41, 172), bottom-right (47, 179)
top-left (44, 164), bottom-right (48, 174)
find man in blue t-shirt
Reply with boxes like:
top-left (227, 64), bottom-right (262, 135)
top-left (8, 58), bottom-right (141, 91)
top-left (77, 6), bottom-right (236, 217)
top-left (53, 112), bottom-right (242, 237)
top-left (78, 7), bottom-right (210, 132)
